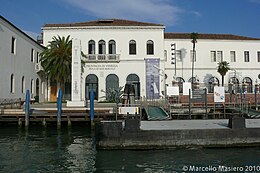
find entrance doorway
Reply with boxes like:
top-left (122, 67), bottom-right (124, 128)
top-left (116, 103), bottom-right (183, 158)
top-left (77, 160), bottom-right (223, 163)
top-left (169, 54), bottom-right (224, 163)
top-left (86, 74), bottom-right (98, 100)
top-left (126, 74), bottom-right (140, 99)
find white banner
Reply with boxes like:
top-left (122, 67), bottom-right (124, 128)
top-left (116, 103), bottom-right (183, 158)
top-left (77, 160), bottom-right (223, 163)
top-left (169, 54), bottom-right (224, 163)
top-left (183, 82), bottom-right (192, 96)
top-left (214, 86), bottom-right (225, 103)
top-left (167, 86), bottom-right (179, 96)
top-left (118, 107), bottom-right (139, 114)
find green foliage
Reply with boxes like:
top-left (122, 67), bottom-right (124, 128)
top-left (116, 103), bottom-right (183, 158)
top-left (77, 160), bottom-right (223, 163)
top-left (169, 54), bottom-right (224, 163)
top-left (102, 86), bottom-right (124, 103)
top-left (191, 32), bottom-right (198, 45)
top-left (217, 61), bottom-right (231, 86)
top-left (40, 35), bottom-right (72, 84)
top-left (217, 61), bottom-right (231, 76)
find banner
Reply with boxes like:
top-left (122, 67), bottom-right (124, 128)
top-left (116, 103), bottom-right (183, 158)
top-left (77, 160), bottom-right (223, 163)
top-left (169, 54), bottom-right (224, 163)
top-left (183, 82), bottom-right (192, 96)
top-left (214, 86), bottom-right (225, 103)
top-left (167, 86), bottom-right (179, 96)
top-left (145, 58), bottom-right (160, 99)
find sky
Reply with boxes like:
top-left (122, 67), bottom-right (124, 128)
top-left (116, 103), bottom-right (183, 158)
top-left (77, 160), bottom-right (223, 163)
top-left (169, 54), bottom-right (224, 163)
top-left (0, 0), bottom-right (259, 39)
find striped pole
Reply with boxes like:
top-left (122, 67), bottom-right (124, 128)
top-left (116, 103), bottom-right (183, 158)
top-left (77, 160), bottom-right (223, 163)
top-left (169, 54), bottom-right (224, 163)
top-left (25, 90), bottom-right (30, 127)
top-left (90, 89), bottom-right (95, 129)
top-left (57, 89), bottom-right (62, 129)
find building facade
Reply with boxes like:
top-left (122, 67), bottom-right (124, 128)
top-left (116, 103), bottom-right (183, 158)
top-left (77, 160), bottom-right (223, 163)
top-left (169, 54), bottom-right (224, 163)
top-left (42, 19), bottom-right (260, 105)
top-left (0, 16), bottom-right (45, 102)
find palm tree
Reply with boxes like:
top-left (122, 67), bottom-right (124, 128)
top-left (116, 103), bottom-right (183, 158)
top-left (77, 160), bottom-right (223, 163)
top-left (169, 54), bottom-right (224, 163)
top-left (40, 35), bottom-right (72, 94)
top-left (191, 32), bottom-right (198, 89)
top-left (217, 61), bottom-right (231, 86)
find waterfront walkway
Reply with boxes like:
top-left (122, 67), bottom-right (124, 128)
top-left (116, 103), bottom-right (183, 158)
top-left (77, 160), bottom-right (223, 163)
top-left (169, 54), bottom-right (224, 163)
top-left (140, 119), bottom-right (260, 130)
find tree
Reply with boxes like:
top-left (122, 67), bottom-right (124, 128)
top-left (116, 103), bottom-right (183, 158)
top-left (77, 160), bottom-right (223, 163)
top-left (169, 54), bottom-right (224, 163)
top-left (40, 35), bottom-right (72, 93)
top-left (217, 61), bottom-right (231, 86)
top-left (191, 32), bottom-right (198, 89)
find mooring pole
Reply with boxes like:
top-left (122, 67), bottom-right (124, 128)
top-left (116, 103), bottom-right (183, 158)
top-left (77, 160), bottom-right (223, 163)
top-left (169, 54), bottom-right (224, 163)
top-left (189, 89), bottom-right (191, 119)
top-left (90, 89), bottom-right (95, 129)
top-left (25, 90), bottom-right (30, 127)
top-left (57, 89), bottom-right (62, 129)
top-left (255, 87), bottom-right (258, 111)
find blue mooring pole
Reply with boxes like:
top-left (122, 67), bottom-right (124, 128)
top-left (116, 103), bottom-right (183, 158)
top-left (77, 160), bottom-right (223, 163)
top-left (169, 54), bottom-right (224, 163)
top-left (255, 87), bottom-right (258, 111)
top-left (90, 89), bottom-right (95, 129)
top-left (25, 90), bottom-right (30, 127)
top-left (57, 89), bottom-right (62, 129)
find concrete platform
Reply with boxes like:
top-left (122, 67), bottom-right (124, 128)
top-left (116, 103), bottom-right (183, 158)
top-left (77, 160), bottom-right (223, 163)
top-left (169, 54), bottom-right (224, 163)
top-left (140, 119), bottom-right (260, 130)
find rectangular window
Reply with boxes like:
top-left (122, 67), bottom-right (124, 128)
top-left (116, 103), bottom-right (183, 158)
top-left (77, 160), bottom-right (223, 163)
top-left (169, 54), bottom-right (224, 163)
top-left (147, 40), bottom-right (154, 55)
top-left (164, 50), bottom-right (167, 61)
top-left (11, 37), bottom-right (16, 54)
top-left (257, 51), bottom-right (260, 62)
top-left (190, 50), bottom-right (196, 62)
top-left (176, 50), bottom-right (182, 62)
top-left (36, 52), bottom-right (39, 63)
top-left (211, 51), bottom-right (216, 62)
top-left (31, 49), bottom-right (34, 62)
top-left (230, 51), bottom-right (236, 62)
top-left (244, 51), bottom-right (250, 62)
top-left (129, 44), bottom-right (136, 55)
top-left (217, 51), bottom-right (223, 62)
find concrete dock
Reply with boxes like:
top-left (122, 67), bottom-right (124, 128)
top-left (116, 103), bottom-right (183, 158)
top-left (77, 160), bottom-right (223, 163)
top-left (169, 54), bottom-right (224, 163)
top-left (95, 119), bottom-right (260, 150)
top-left (140, 119), bottom-right (260, 130)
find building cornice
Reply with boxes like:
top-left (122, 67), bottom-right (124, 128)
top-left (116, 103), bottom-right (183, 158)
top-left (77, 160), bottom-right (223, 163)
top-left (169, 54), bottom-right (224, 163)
top-left (42, 25), bottom-right (165, 31)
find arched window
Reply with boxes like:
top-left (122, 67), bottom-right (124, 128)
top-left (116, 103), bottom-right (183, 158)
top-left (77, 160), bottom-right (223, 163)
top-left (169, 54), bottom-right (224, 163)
top-left (147, 40), bottom-right (154, 55)
top-left (36, 78), bottom-right (40, 97)
top-left (188, 77), bottom-right (197, 83)
top-left (98, 40), bottom-right (106, 54)
top-left (176, 77), bottom-right (185, 93)
top-left (243, 77), bottom-right (253, 93)
top-left (88, 40), bottom-right (95, 54)
top-left (10, 74), bottom-right (15, 93)
top-left (21, 76), bottom-right (25, 94)
top-left (229, 77), bottom-right (240, 93)
top-left (108, 40), bottom-right (116, 60)
top-left (106, 74), bottom-right (119, 100)
top-left (108, 40), bottom-right (116, 54)
top-left (208, 77), bottom-right (219, 93)
top-left (98, 40), bottom-right (106, 60)
top-left (129, 40), bottom-right (136, 55)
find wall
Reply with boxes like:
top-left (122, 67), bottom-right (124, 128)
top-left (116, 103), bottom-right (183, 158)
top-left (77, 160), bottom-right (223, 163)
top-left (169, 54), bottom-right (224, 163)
top-left (0, 17), bottom-right (45, 101)
top-left (96, 121), bottom-right (260, 149)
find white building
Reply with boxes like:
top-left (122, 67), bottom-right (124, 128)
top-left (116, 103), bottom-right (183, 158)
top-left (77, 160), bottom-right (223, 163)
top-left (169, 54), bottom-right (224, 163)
top-left (0, 16), bottom-right (45, 102)
top-left (42, 19), bottom-right (260, 105)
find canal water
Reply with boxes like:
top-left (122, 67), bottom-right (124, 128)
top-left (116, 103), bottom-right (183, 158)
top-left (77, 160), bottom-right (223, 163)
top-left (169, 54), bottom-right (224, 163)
top-left (0, 124), bottom-right (259, 173)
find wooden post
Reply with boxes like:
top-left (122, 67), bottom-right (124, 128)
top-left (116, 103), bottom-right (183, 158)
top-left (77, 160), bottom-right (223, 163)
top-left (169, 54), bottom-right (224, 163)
top-left (68, 117), bottom-right (72, 127)
top-left (18, 118), bottom-right (22, 128)
top-left (42, 118), bottom-right (47, 127)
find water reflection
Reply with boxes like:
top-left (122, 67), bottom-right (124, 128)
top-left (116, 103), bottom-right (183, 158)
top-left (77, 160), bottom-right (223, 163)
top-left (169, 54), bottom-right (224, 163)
top-left (0, 124), bottom-right (96, 173)
top-left (0, 125), bottom-right (259, 173)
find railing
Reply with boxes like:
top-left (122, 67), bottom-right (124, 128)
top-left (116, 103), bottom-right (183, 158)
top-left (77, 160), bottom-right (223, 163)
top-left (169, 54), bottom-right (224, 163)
top-left (82, 54), bottom-right (120, 62)
top-left (0, 98), bottom-right (22, 109)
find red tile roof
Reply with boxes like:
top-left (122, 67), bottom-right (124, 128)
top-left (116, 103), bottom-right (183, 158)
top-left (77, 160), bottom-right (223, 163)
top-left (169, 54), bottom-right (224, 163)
top-left (44, 19), bottom-right (164, 27)
top-left (165, 32), bottom-right (260, 40)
